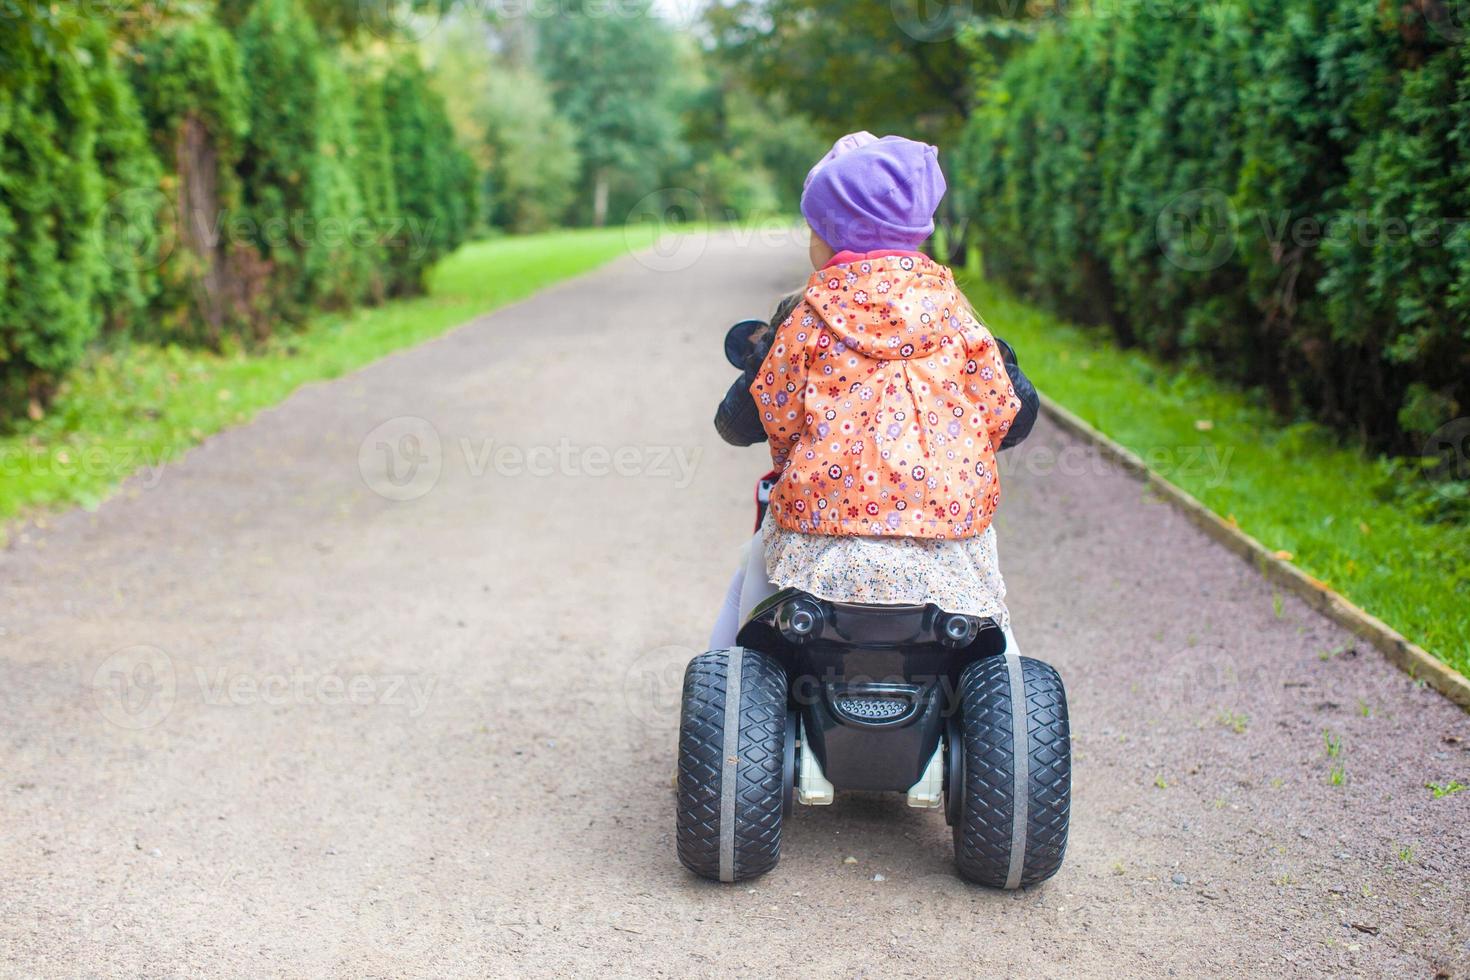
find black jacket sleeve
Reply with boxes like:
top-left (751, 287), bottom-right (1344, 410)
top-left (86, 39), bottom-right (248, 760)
top-left (714, 327), bottom-right (775, 447)
top-left (713, 364), bottom-right (768, 447)
top-left (995, 337), bottom-right (1039, 450)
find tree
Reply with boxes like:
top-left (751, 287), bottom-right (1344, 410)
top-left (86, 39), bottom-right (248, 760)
top-left (479, 66), bottom-right (580, 232)
top-left (234, 0), bottom-right (324, 315)
top-left (423, 12), bottom-right (578, 233)
top-left (0, 10), bottom-right (106, 415)
top-left (704, 0), bottom-right (1004, 146)
top-left (380, 54), bottom-right (476, 293)
top-left (216, 0), bottom-right (454, 41)
top-left (131, 16), bottom-right (264, 344)
top-left (956, 0), bottom-right (1470, 453)
top-left (345, 58), bottom-right (400, 302)
top-left (535, 2), bottom-right (683, 226)
top-left (669, 35), bottom-right (825, 218)
top-left (82, 23), bottom-right (165, 336)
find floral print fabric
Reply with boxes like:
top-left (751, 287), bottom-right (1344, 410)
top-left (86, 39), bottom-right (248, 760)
top-left (751, 253), bottom-right (1022, 540)
top-left (762, 512), bottom-right (1009, 625)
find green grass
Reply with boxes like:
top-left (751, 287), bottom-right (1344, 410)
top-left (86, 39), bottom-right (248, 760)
top-left (957, 272), bottom-right (1470, 679)
top-left (0, 225), bottom-right (659, 530)
top-left (1216, 709), bottom-right (1249, 734)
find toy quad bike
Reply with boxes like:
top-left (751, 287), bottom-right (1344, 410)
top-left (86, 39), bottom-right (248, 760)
top-left (673, 323), bottom-right (1072, 889)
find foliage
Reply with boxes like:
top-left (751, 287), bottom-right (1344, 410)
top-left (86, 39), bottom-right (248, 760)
top-left (0, 10), bottom-right (107, 416)
top-left (129, 16), bottom-right (256, 344)
top-left (423, 13), bottom-right (578, 233)
top-left (345, 60), bottom-right (400, 302)
top-left (216, 0), bottom-right (453, 39)
top-left (303, 52), bottom-right (379, 309)
top-left (234, 0), bottom-right (328, 313)
top-left (704, 0), bottom-right (978, 146)
top-left (535, 1), bottom-right (683, 226)
top-left (82, 25), bottom-right (165, 337)
top-left (1, 0), bottom-right (485, 414)
top-left (958, 0), bottom-right (1470, 454)
top-left (380, 54), bottom-right (478, 294)
top-left (670, 41), bottom-right (825, 219)
top-left (478, 66), bottom-right (581, 232)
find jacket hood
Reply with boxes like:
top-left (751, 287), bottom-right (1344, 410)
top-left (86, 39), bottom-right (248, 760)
top-left (802, 253), bottom-right (964, 361)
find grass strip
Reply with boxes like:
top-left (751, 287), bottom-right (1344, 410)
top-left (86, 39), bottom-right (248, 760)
top-left (959, 272), bottom-right (1469, 678)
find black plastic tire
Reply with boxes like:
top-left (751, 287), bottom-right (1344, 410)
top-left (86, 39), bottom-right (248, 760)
top-left (676, 647), bottom-right (789, 882)
top-left (951, 654), bottom-right (1071, 888)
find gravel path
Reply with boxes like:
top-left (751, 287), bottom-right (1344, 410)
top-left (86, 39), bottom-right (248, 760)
top-left (1, 230), bottom-right (1466, 978)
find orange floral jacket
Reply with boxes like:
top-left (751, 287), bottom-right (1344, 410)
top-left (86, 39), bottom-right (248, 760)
top-left (750, 252), bottom-right (1021, 540)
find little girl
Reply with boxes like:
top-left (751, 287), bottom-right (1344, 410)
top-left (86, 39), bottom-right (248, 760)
top-left (709, 132), bottom-right (1038, 649)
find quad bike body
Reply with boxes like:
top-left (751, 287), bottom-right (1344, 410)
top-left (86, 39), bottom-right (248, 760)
top-left (676, 582), bottom-right (1071, 888)
top-left (674, 322), bottom-right (1073, 888)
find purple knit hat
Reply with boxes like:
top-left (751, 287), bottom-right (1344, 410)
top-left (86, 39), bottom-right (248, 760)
top-left (801, 134), bottom-right (946, 253)
top-left (803, 131), bottom-right (877, 188)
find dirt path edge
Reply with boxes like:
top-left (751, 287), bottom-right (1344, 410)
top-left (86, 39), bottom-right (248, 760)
top-left (1040, 396), bottom-right (1470, 712)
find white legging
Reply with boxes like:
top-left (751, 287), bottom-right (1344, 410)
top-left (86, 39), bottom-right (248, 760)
top-left (708, 531), bottom-right (776, 649)
top-left (708, 528), bottom-right (1020, 655)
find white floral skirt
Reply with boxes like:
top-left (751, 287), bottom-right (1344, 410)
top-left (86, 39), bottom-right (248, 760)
top-left (760, 512), bottom-right (1010, 626)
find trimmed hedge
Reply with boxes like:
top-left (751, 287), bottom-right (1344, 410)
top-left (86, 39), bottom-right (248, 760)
top-left (84, 25), bottom-right (165, 337)
top-left (236, 0), bottom-right (325, 314)
top-left (131, 16), bottom-right (255, 344)
top-left (0, 14), bottom-right (108, 415)
top-left (0, 2), bottom-right (478, 423)
top-left (959, 0), bottom-right (1470, 453)
top-left (381, 54), bottom-right (478, 296)
top-left (346, 59), bottom-right (399, 302)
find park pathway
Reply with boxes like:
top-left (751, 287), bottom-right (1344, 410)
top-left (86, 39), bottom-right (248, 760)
top-left (1, 230), bottom-right (1466, 978)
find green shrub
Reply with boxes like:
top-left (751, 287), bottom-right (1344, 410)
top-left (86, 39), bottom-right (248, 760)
top-left (380, 54), bottom-right (477, 295)
top-left (1316, 12), bottom-right (1470, 444)
top-left (304, 51), bottom-right (376, 309)
top-left (0, 4), bottom-right (485, 425)
top-left (347, 62), bottom-right (399, 300)
top-left (958, 0), bottom-right (1470, 454)
top-left (234, 0), bottom-right (324, 316)
top-left (0, 11), bottom-right (106, 416)
top-left (235, 0), bottom-right (415, 318)
top-left (82, 25), bottom-right (165, 336)
top-left (131, 16), bottom-right (259, 345)
top-left (479, 65), bottom-right (579, 233)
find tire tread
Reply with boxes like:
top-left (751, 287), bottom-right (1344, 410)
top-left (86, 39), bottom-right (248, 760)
top-left (952, 655), bottom-right (1071, 888)
top-left (676, 648), bottom-right (786, 881)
